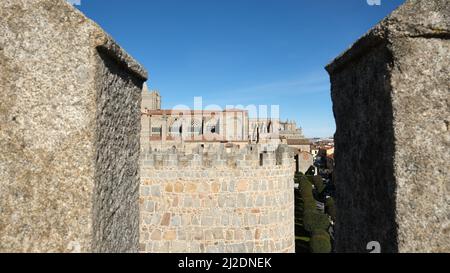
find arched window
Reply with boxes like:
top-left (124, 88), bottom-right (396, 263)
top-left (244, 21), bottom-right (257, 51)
top-left (169, 119), bottom-right (183, 135)
top-left (190, 119), bottom-right (202, 134)
top-left (206, 118), bottom-right (219, 134)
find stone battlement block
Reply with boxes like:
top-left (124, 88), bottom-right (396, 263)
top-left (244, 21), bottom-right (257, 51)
top-left (326, 0), bottom-right (449, 253)
top-left (0, 0), bottom-right (147, 253)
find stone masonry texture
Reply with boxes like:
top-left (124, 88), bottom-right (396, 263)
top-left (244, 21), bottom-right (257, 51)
top-left (140, 147), bottom-right (296, 253)
top-left (326, 0), bottom-right (449, 253)
top-left (0, 0), bottom-right (147, 252)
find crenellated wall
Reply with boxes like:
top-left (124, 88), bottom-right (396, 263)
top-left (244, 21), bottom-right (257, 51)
top-left (139, 145), bottom-right (296, 253)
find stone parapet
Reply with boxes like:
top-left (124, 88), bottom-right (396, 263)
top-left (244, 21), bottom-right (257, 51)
top-left (0, 0), bottom-right (147, 253)
top-left (140, 144), bottom-right (296, 253)
top-left (326, 0), bottom-right (449, 253)
top-left (141, 144), bottom-right (294, 170)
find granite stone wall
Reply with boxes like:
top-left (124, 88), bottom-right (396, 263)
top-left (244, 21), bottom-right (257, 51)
top-left (140, 146), bottom-right (296, 253)
top-left (326, 0), bottom-right (449, 253)
top-left (0, 0), bottom-right (147, 252)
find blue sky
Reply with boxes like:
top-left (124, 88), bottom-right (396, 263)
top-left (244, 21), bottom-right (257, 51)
top-left (77, 0), bottom-right (405, 137)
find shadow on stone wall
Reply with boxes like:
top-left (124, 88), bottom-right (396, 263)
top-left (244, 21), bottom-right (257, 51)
top-left (92, 47), bottom-right (146, 253)
top-left (329, 41), bottom-right (398, 253)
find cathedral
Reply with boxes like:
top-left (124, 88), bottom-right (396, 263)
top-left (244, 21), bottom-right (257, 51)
top-left (141, 84), bottom-right (305, 152)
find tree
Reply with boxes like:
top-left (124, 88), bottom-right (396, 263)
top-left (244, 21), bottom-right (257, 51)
top-left (325, 197), bottom-right (337, 222)
top-left (303, 210), bottom-right (330, 233)
top-left (310, 230), bottom-right (332, 253)
top-left (312, 175), bottom-right (325, 194)
top-left (300, 178), bottom-right (313, 199)
top-left (294, 172), bottom-right (333, 253)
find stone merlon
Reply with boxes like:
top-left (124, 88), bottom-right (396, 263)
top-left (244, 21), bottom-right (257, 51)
top-left (326, 0), bottom-right (449, 253)
top-left (1, 0), bottom-right (147, 253)
top-left (326, 0), bottom-right (449, 74)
